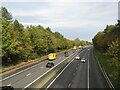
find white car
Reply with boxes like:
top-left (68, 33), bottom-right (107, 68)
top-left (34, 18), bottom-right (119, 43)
top-left (81, 58), bottom-right (86, 63)
top-left (75, 55), bottom-right (80, 60)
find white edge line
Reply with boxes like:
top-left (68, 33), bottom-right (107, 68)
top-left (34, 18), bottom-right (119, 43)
top-left (46, 49), bottom-right (84, 89)
top-left (96, 57), bottom-right (111, 88)
top-left (45, 59), bottom-right (75, 90)
top-left (7, 84), bottom-right (11, 86)
top-left (1, 50), bottom-right (72, 81)
top-left (88, 49), bottom-right (90, 89)
top-left (22, 52), bottom-right (76, 89)
top-left (95, 56), bottom-right (114, 89)
top-left (103, 68), bottom-right (115, 89)
top-left (68, 83), bottom-right (71, 88)
top-left (1, 60), bottom-right (48, 81)
top-left (26, 73), bottom-right (31, 77)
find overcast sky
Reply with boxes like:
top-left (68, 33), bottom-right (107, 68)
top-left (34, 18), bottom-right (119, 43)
top-left (2, 0), bottom-right (119, 41)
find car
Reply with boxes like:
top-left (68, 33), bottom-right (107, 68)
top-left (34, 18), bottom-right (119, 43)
top-left (46, 62), bottom-right (54, 68)
top-left (81, 58), bottom-right (86, 63)
top-left (1, 86), bottom-right (14, 90)
top-left (75, 55), bottom-right (80, 60)
top-left (64, 52), bottom-right (69, 57)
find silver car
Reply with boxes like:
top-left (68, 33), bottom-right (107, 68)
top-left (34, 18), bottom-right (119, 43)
top-left (75, 55), bottom-right (80, 60)
top-left (81, 58), bottom-right (86, 63)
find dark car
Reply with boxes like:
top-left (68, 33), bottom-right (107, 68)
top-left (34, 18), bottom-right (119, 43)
top-left (64, 52), bottom-right (69, 57)
top-left (1, 86), bottom-right (14, 90)
top-left (46, 62), bottom-right (54, 68)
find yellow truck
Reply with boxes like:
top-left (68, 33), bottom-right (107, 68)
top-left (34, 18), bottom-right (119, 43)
top-left (48, 53), bottom-right (57, 60)
top-left (73, 46), bottom-right (78, 50)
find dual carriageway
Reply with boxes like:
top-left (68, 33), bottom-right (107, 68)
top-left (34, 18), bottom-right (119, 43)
top-left (1, 46), bottom-right (107, 89)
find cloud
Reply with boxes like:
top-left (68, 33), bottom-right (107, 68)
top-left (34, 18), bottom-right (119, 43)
top-left (2, 1), bottom-right (118, 41)
top-left (16, 2), bottom-right (117, 28)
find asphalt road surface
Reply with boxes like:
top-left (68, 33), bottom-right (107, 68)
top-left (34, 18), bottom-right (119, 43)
top-left (47, 46), bottom-right (105, 89)
top-left (1, 46), bottom-right (105, 89)
top-left (1, 50), bottom-right (75, 88)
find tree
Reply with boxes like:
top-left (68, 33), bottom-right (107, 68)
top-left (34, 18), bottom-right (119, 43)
top-left (93, 21), bottom-right (120, 88)
top-left (2, 7), bottom-right (91, 66)
top-left (117, 20), bottom-right (120, 26)
top-left (107, 40), bottom-right (120, 59)
top-left (1, 7), bottom-right (13, 22)
top-left (46, 27), bottom-right (52, 33)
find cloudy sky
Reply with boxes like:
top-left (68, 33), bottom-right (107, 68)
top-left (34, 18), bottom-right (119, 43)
top-left (2, 0), bottom-right (119, 41)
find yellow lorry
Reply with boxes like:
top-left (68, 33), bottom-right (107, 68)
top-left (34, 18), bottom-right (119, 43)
top-left (73, 46), bottom-right (78, 50)
top-left (48, 53), bottom-right (57, 60)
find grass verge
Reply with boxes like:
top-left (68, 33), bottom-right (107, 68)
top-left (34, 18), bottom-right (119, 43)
top-left (93, 48), bottom-right (120, 88)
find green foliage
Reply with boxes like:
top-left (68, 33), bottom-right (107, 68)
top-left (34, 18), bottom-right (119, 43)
top-left (2, 7), bottom-right (90, 66)
top-left (93, 20), bottom-right (120, 88)
top-left (46, 27), bottom-right (52, 33)
top-left (1, 7), bottom-right (12, 22)
top-left (94, 49), bottom-right (120, 88)
top-left (93, 21), bottom-right (120, 53)
top-left (107, 40), bottom-right (120, 58)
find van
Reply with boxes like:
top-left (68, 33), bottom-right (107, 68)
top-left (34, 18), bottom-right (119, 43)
top-left (48, 53), bottom-right (56, 60)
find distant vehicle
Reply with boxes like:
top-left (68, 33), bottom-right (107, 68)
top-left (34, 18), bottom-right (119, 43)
top-left (78, 45), bottom-right (82, 49)
top-left (64, 52), bottom-right (69, 57)
top-left (73, 46), bottom-right (78, 50)
top-left (46, 62), bottom-right (54, 68)
top-left (81, 47), bottom-right (83, 50)
top-left (48, 53), bottom-right (56, 60)
top-left (81, 58), bottom-right (86, 63)
top-left (75, 55), bottom-right (80, 60)
top-left (73, 50), bottom-right (75, 53)
top-left (1, 86), bottom-right (14, 90)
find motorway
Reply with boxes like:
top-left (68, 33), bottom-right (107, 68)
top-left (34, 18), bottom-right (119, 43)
top-left (46, 46), bottom-right (105, 88)
top-left (1, 46), bottom-right (105, 89)
top-left (1, 49), bottom-right (75, 88)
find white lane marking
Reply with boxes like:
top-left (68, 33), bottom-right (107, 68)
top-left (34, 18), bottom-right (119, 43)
top-left (26, 73), bottom-right (31, 77)
top-left (7, 84), bottom-right (11, 86)
top-left (97, 59), bottom-right (111, 88)
top-left (40, 67), bottom-right (44, 69)
top-left (103, 68), bottom-right (113, 88)
top-left (76, 67), bottom-right (78, 70)
top-left (1, 60), bottom-right (48, 81)
top-left (1, 52), bottom-right (69, 81)
top-left (23, 53), bottom-right (75, 90)
top-left (68, 83), bottom-right (71, 88)
top-left (88, 49), bottom-right (90, 89)
top-left (45, 59), bottom-right (75, 90)
top-left (96, 56), bottom-right (115, 89)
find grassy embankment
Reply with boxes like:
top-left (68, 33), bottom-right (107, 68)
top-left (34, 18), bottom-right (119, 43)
top-left (93, 48), bottom-right (120, 88)
top-left (2, 48), bottom-right (72, 71)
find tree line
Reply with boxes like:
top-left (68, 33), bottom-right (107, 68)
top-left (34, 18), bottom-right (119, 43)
top-left (93, 20), bottom-right (120, 59)
top-left (93, 20), bottom-right (120, 88)
top-left (1, 7), bottom-right (90, 66)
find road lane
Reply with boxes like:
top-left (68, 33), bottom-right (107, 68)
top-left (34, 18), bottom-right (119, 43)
top-left (46, 46), bottom-right (105, 89)
top-left (1, 50), bottom-right (75, 88)
top-left (47, 48), bottom-right (89, 88)
top-left (89, 47), bottom-right (104, 88)
top-left (12, 56), bottom-right (65, 88)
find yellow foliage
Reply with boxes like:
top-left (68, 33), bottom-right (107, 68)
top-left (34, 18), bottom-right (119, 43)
top-left (17, 46), bottom-right (23, 51)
